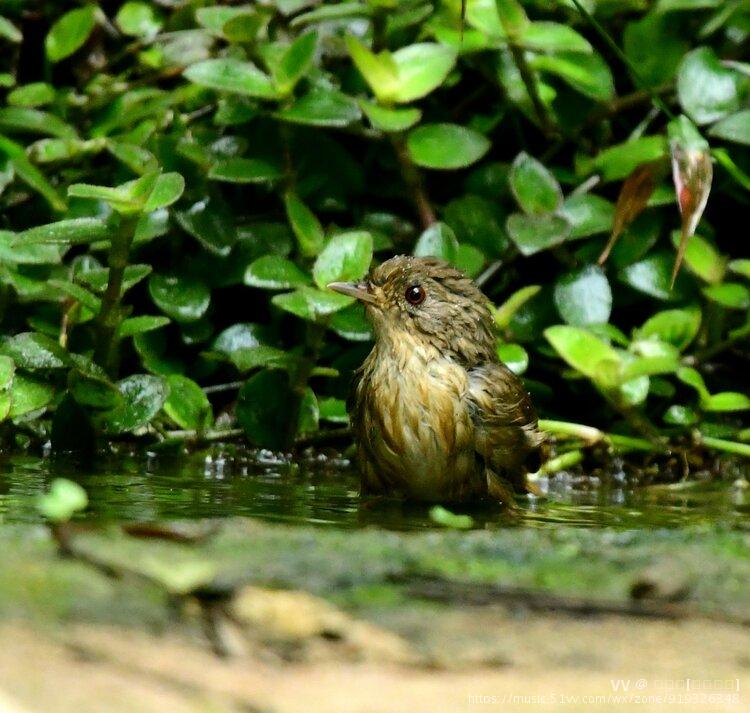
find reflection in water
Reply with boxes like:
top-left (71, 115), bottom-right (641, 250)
top-left (0, 449), bottom-right (747, 531)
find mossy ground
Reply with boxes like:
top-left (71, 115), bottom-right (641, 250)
top-left (0, 518), bottom-right (748, 711)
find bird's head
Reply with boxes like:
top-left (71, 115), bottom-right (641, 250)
top-left (328, 255), bottom-right (496, 365)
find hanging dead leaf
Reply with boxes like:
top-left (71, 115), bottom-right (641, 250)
top-left (668, 116), bottom-right (713, 287)
top-left (598, 159), bottom-right (667, 266)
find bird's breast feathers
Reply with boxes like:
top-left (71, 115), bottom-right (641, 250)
top-left (354, 337), bottom-right (482, 499)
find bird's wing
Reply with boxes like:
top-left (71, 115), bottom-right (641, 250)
top-left (467, 362), bottom-right (544, 493)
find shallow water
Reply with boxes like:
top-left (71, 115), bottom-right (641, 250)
top-left (0, 449), bottom-right (747, 531)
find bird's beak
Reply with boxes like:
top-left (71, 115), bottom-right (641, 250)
top-left (327, 281), bottom-right (377, 304)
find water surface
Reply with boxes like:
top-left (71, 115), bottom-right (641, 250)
top-left (0, 449), bottom-right (747, 531)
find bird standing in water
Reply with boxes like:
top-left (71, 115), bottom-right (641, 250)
top-left (328, 256), bottom-right (543, 504)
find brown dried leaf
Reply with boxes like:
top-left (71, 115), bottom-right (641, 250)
top-left (598, 159), bottom-right (667, 265)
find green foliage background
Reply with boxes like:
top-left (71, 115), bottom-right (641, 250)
top-left (0, 0), bottom-right (746, 458)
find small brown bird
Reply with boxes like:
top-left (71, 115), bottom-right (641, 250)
top-left (329, 255), bottom-right (543, 504)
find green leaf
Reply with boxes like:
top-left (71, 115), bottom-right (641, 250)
top-left (9, 374), bottom-right (55, 418)
top-left (677, 47), bottom-right (740, 125)
top-left (579, 136), bottom-right (668, 182)
top-left (497, 342), bottom-right (529, 375)
top-left (454, 243), bottom-right (486, 278)
top-left (176, 198), bottom-right (236, 257)
top-left (99, 375), bottom-right (169, 434)
top-left (494, 285), bottom-right (542, 329)
top-left (107, 141), bottom-right (158, 175)
top-left (275, 88), bottom-right (361, 128)
top-left (637, 308), bottom-right (701, 351)
top-left (412, 222), bottom-right (459, 263)
top-left (272, 287), bottom-right (353, 321)
top-left (0, 355), bottom-right (14, 422)
top-left (38, 479), bottom-right (87, 522)
top-left (208, 158), bottom-right (283, 184)
top-left (118, 316), bottom-right (171, 339)
top-left (702, 283), bottom-right (750, 310)
top-left (407, 124), bottom-right (490, 170)
top-left (230, 346), bottom-right (294, 373)
top-left (429, 505), bottom-right (473, 530)
top-left (116, 1), bottom-right (162, 39)
top-left (545, 325), bottom-right (621, 382)
top-left (677, 366), bottom-right (710, 400)
top-left (0, 134), bottom-right (66, 211)
top-left (560, 194), bottom-right (614, 239)
top-left (729, 259), bottom-right (750, 280)
top-left (703, 392), bottom-right (750, 412)
top-left (623, 12), bottom-right (686, 87)
top-left (184, 59), bottom-right (279, 100)
top-left (663, 405), bottom-right (699, 426)
top-left (0, 231), bottom-right (61, 265)
top-left (313, 231), bottom-right (373, 289)
top-left (389, 43), bottom-right (457, 103)
top-left (359, 101), bottom-right (421, 132)
top-left (328, 304), bottom-right (372, 341)
top-left (274, 31), bottom-right (317, 94)
top-left (532, 51), bottom-right (614, 101)
top-left (14, 218), bottom-right (109, 246)
top-left (69, 368), bottom-right (121, 410)
top-left (195, 6), bottom-right (256, 35)
top-left (509, 152), bottom-right (562, 214)
top-left (245, 255), bottom-right (310, 290)
top-left (345, 35), bottom-right (399, 103)
top-left (236, 369), bottom-right (294, 450)
top-left (8, 83), bottom-right (56, 108)
top-left (554, 265), bottom-right (612, 326)
top-left (620, 253), bottom-right (688, 301)
top-left (0, 107), bottom-right (77, 140)
top-left (0, 332), bottom-right (69, 370)
top-left (297, 387), bottom-right (318, 434)
top-left (506, 213), bottom-right (571, 256)
top-left (708, 111), bottom-right (750, 146)
top-left (45, 5), bottom-right (97, 63)
top-left (68, 172), bottom-right (161, 215)
top-left (163, 375), bottom-right (212, 430)
top-left (149, 274), bottom-right (211, 323)
top-left (0, 16), bottom-right (21, 43)
top-left (319, 397), bottom-right (348, 424)
top-left (213, 323), bottom-right (275, 355)
top-left (49, 280), bottom-right (101, 311)
top-left (519, 22), bottom-right (592, 54)
top-left (669, 232), bottom-right (725, 284)
top-left (78, 264), bottom-right (152, 294)
top-left (143, 172), bottom-right (185, 212)
top-left (284, 192), bottom-right (325, 258)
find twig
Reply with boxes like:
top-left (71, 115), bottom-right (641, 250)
top-left (396, 574), bottom-right (750, 627)
top-left (389, 134), bottom-right (436, 230)
top-left (295, 426), bottom-right (351, 448)
top-left (202, 381), bottom-right (244, 395)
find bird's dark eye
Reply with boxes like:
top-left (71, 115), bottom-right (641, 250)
top-left (404, 284), bottom-right (426, 306)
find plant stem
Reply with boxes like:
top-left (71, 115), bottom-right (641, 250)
top-left (538, 419), bottom-right (660, 453)
top-left (94, 214), bottom-right (138, 377)
top-left (538, 419), bottom-right (603, 444)
top-left (700, 436), bottom-right (750, 458)
top-left (389, 134), bottom-right (436, 230)
top-left (508, 42), bottom-right (555, 136)
top-left (285, 321), bottom-right (327, 449)
top-left (165, 428), bottom-right (245, 443)
top-left (569, 0), bottom-right (674, 120)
